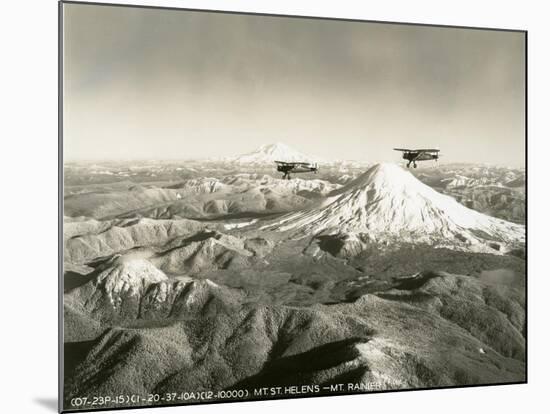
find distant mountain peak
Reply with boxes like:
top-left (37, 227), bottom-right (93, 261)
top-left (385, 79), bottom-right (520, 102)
top-left (233, 142), bottom-right (316, 164)
top-left (259, 142), bottom-right (289, 150)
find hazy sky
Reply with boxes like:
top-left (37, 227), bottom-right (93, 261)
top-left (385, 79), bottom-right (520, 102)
top-left (63, 3), bottom-right (525, 165)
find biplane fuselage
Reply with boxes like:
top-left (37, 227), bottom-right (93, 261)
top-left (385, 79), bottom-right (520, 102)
top-left (275, 161), bottom-right (318, 179)
top-left (393, 148), bottom-right (440, 168)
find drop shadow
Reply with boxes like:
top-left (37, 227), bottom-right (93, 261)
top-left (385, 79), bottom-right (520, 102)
top-left (33, 397), bottom-right (57, 412)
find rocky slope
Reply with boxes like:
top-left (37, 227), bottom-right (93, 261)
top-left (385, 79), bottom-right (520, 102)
top-left (63, 269), bottom-right (525, 410)
top-left (64, 218), bottom-right (209, 265)
top-left (65, 256), bottom-right (245, 324)
top-left (64, 173), bottom-right (341, 221)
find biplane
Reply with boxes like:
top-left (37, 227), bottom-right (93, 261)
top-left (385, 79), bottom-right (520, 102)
top-left (393, 148), bottom-right (440, 168)
top-left (275, 161), bottom-right (319, 180)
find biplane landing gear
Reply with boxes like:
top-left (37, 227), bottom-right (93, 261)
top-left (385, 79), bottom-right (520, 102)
top-left (282, 173), bottom-right (291, 180)
top-left (413, 162), bottom-right (417, 168)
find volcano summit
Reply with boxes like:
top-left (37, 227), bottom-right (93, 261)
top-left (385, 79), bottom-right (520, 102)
top-left (264, 163), bottom-right (524, 254)
top-left (231, 142), bottom-right (318, 164)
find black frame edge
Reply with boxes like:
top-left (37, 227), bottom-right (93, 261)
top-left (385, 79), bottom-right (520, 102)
top-left (58, 1), bottom-right (65, 412)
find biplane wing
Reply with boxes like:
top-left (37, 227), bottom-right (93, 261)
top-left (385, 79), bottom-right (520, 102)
top-left (393, 148), bottom-right (440, 153)
top-left (275, 160), bottom-right (314, 165)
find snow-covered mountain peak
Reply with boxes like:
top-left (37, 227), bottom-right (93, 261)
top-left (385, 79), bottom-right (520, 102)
top-left (233, 142), bottom-right (316, 164)
top-left (258, 142), bottom-right (294, 155)
top-left (94, 258), bottom-right (168, 305)
top-left (263, 163), bottom-right (525, 254)
top-left (333, 163), bottom-right (417, 194)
